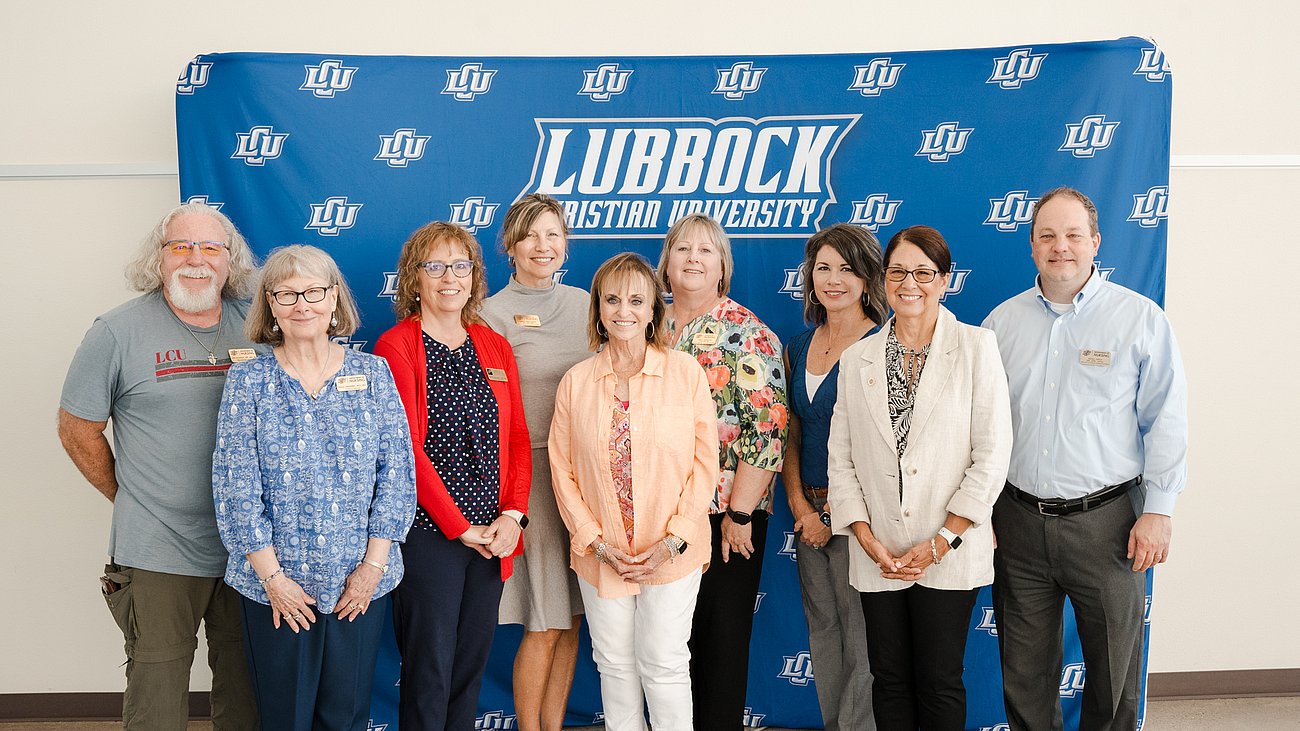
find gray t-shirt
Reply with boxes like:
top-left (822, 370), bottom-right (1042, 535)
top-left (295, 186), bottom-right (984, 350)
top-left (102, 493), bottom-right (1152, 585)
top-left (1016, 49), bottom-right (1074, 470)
top-left (60, 291), bottom-right (260, 576)
top-left (481, 277), bottom-right (591, 447)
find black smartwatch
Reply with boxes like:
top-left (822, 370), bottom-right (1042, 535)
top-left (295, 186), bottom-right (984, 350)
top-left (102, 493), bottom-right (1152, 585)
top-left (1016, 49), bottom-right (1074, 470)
top-left (726, 508), bottom-right (753, 525)
top-left (819, 511), bottom-right (832, 527)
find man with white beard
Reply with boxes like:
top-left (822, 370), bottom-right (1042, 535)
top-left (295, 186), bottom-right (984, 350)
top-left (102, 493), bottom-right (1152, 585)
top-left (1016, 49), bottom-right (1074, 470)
top-left (58, 202), bottom-right (261, 730)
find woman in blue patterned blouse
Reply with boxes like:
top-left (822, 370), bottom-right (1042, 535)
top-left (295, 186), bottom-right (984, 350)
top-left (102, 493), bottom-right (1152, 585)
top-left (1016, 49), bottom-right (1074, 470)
top-left (213, 245), bottom-right (416, 731)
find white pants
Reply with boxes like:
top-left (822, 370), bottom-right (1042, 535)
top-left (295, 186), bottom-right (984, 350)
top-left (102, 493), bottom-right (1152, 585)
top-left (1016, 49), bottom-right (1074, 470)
top-left (578, 568), bottom-right (701, 731)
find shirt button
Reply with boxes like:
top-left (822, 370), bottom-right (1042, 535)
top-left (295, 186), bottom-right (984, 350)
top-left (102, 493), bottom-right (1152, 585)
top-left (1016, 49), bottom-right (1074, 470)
top-left (1044, 415), bottom-right (1052, 422)
top-left (1049, 382), bottom-right (1057, 389)
top-left (1053, 350), bottom-right (1060, 356)
top-left (908, 467), bottom-right (918, 475)
top-left (903, 510), bottom-right (911, 517)
top-left (1042, 449), bottom-right (1049, 455)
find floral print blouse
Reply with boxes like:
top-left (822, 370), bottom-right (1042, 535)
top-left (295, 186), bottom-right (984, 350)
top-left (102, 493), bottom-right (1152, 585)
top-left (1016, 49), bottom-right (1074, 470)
top-left (212, 350), bottom-right (416, 614)
top-left (670, 297), bottom-right (788, 513)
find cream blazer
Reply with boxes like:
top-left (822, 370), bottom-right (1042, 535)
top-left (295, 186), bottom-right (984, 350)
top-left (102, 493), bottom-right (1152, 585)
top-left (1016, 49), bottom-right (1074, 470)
top-left (827, 307), bottom-right (1011, 592)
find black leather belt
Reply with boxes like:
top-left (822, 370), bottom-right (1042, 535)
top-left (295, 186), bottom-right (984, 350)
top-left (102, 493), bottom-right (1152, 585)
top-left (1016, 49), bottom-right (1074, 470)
top-left (802, 485), bottom-right (828, 499)
top-left (1005, 476), bottom-right (1141, 517)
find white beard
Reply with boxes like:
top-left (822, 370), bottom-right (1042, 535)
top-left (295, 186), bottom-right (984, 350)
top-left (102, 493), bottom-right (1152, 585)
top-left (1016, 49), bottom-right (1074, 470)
top-left (166, 267), bottom-right (222, 313)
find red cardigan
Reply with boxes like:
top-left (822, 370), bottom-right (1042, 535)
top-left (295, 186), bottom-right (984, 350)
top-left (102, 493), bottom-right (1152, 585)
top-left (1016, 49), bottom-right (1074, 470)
top-left (374, 317), bottom-right (531, 580)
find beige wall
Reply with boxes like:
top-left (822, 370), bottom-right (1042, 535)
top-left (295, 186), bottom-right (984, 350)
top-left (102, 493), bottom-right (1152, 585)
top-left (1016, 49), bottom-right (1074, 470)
top-left (3, 0), bottom-right (1296, 694)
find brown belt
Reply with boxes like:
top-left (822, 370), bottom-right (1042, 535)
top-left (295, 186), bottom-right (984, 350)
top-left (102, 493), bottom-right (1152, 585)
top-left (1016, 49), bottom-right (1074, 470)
top-left (802, 485), bottom-right (828, 500)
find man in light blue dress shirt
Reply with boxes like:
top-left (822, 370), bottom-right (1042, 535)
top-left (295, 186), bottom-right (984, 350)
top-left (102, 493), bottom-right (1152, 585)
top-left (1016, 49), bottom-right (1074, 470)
top-left (982, 188), bottom-right (1187, 731)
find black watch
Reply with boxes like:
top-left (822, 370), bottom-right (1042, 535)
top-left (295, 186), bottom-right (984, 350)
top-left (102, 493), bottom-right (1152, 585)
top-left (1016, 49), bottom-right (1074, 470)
top-left (726, 508), bottom-right (753, 526)
top-left (514, 514), bottom-right (529, 530)
top-left (819, 511), bottom-right (832, 527)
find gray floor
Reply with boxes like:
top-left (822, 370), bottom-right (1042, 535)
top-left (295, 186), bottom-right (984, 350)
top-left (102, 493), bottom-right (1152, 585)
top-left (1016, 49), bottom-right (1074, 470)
top-left (4, 696), bottom-right (1300, 730)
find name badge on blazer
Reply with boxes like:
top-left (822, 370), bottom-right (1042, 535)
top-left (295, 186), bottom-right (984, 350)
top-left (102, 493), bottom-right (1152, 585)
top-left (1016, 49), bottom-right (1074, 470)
top-left (335, 375), bottom-right (368, 391)
top-left (486, 367), bottom-right (508, 382)
top-left (228, 348), bottom-right (257, 363)
top-left (513, 314), bottom-right (542, 328)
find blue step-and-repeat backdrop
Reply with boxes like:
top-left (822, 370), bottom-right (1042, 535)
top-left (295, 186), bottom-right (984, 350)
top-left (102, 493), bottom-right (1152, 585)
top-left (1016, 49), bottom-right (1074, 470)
top-left (176, 37), bottom-right (1171, 730)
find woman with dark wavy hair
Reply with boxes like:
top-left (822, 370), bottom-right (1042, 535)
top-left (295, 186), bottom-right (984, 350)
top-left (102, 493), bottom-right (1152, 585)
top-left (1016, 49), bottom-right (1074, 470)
top-left (781, 223), bottom-right (886, 731)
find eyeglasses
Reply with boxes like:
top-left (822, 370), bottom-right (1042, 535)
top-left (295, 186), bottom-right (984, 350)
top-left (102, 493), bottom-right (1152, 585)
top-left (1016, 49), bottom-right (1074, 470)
top-left (419, 260), bottom-right (474, 278)
top-left (269, 286), bottom-right (331, 306)
top-left (163, 240), bottom-right (229, 257)
top-left (885, 266), bottom-right (940, 284)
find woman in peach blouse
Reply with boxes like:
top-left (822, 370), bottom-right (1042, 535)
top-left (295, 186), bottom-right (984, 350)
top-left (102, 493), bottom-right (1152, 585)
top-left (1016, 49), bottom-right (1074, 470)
top-left (548, 253), bottom-right (718, 731)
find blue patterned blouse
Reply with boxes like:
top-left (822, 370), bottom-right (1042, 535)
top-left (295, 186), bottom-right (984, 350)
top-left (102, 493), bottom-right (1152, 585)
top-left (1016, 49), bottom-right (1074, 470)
top-left (212, 349), bottom-right (417, 613)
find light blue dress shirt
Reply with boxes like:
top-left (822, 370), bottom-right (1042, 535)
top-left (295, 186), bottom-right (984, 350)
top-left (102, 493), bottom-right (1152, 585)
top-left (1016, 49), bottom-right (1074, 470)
top-left (982, 270), bottom-right (1187, 515)
top-left (212, 350), bottom-right (417, 612)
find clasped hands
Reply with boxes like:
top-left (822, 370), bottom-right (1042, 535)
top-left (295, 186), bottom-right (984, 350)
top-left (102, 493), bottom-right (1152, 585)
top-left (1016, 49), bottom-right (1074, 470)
top-left (457, 515), bottom-right (524, 559)
top-left (592, 539), bottom-right (674, 582)
top-left (853, 523), bottom-right (948, 581)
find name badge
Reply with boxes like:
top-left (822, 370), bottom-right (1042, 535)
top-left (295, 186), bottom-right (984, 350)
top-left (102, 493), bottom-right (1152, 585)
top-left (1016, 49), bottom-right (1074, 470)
top-left (513, 314), bottom-right (542, 328)
top-left (1079, 349), bottom-right (1112, 367)
top-left (228, 348), bottom-right (257, 363)
top-left (486, 368), bottom-right (508, 382)
top-left (335, 375), bottom-right (368, 392)
top-left (692, 326), bottom-right (719, 348)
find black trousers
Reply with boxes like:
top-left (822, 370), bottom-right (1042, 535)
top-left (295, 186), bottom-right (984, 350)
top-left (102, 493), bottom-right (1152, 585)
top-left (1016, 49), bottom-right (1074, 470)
top-left (992, 489), bottom-right (1146, 731)
top-left (394, 527), bottom-right (504, 731)
top-left (240, 594), bottom-right (388, 731)
top-left (688, 511), bottom-right (767, 731)
top-left (859, 584), bottom-right (979, 731)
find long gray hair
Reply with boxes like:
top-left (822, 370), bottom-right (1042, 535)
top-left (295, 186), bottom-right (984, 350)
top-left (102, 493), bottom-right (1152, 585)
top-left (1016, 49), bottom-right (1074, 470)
top-left (124, 202), bottom-right (258, 298)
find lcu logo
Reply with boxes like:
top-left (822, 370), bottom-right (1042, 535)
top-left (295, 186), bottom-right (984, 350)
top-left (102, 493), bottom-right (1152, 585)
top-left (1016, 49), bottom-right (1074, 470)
top-left (449, 196), bottom-right (499, 233)
top-left (979, 725), bottom-right (1011, 731)
top-left (1060, 662), bottom-right (1087, 698)
top-left (306, 197), bottom-right (363, 236)
top-left (300, 59), bottom-right (358, 98)
top-left (1060, 115), bottom-right (1120, 158)
top-left (754, 591), bottom-right (767, 613)
top-left (443, 62), bottom-right (497, 101)
top-left (984, 191), bottom-right (1038, 232)
top-left (938, 262), bottom-right (970, 302)
top-left (185, 194), bottom-right (224, 211)
top-left (779, 651), bottom-right (815, 686)
top-left (1128, 186), bottom-right (1169, 228)
top-left (1144, 594), bottom-right (1153, 626)
top-left (365, 720), bottom-right (388, 731)
top-left (780, 268), bottom-right (804, 301)
top-left (1135, 46), bottom-right (1171, 82)
top-left (849, 58), bottom-right (905, 97)
top-left (176, 57), bottom-right (212, 94)
top-left (976, 607), bottom-right (998, 636)
top-left (743, 708), bottom-right (766, 726)
top-left (713, 61), bottom-right (767, 100)
top-left (579, 63), bottom-right (633, 102)
top-left (552, 270), bottom-right (567, 285)
top-left (380, 272), bottom-right (399, 299)
top-left (330, 336), bottom-right (368, 351)
top-left (1095, 259), bottom-right (1116, 281)
top-left (232, 126), bottom-right (288, 166)
top-left (375, 128), bottom-right (431, 167)
top-left (916, 122), bottom-right (973, 163)
top-left (849, 193), bottom-right (902, 231)
top-left (778, 531), bottom-right (799, 560)
top-left (987, 48), bottom-right (1047, 89)
top-left (475, 710), bottom-right (516, 729)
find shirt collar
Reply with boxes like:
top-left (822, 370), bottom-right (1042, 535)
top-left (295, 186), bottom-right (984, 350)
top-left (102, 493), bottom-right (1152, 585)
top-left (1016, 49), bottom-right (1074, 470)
top-left (1034, 266), bottom-right (1103, 313)
top-left (592, 343), bottom-right (667, 381)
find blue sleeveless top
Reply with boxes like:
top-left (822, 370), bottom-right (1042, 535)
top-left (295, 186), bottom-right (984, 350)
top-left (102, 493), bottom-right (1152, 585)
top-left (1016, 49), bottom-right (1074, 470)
top-left (787, 325), bottom-right (877, 488)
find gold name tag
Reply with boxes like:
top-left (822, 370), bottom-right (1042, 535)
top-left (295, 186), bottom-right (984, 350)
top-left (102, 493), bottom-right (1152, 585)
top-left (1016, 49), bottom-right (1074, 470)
top-left (1079, 349), bottom-right (1112, 367)
top-left (486, 368), bottom-right (508, 382)
top-left (691, 328), bottom-right (719, 348)
top-left (513, 314), bottom-right (542, 328)
top-left (335, 375), bottom-right (368, 391)
top-left (228, 348), bottom-right (257, 363)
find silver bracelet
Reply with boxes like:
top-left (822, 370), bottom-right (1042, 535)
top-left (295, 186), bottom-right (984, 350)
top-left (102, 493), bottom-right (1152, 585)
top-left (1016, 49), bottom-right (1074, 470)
top-left (258, 568), bottom-right (284, 587)
top-left (361, 558), bottom-right (388, 574)
top-left (594, 541), bottom-right (610, 566)
top-left (930, 537), bottom-right (941, 565)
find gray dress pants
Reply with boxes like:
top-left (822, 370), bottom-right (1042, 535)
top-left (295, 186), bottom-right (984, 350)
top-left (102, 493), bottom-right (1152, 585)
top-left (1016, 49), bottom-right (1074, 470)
top-left (796, 534), bottom-right (875, 731)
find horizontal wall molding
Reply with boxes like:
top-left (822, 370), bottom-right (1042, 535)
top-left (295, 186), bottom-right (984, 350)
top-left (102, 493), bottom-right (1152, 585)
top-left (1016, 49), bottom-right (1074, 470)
top-left (3, 670), bottom-right (1297, 720)
top-left (1, 156), bottom-right (1298, 181)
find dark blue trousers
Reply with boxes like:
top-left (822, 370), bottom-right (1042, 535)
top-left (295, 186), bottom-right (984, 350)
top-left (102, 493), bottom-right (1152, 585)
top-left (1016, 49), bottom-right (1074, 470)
top-left (394, 526), bottom-right (504, 731)
top-left (240, 593), bottom-right (388, 731)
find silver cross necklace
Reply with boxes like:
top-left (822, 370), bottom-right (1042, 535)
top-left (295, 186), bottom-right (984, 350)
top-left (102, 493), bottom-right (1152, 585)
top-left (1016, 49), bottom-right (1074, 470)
top-left (168, 305), bottom-right (224, 365)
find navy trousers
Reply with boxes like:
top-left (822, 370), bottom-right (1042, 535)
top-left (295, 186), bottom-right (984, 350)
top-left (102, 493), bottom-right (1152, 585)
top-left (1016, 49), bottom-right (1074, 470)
top-left (394, 526), bottom-right (504, 731)
top-left (240, 593), bottom-right (388, 731)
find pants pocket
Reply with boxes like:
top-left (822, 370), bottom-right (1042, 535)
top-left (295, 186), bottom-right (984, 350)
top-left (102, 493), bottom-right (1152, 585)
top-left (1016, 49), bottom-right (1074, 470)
top-left (101, 563), bottom-right (137, 658)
